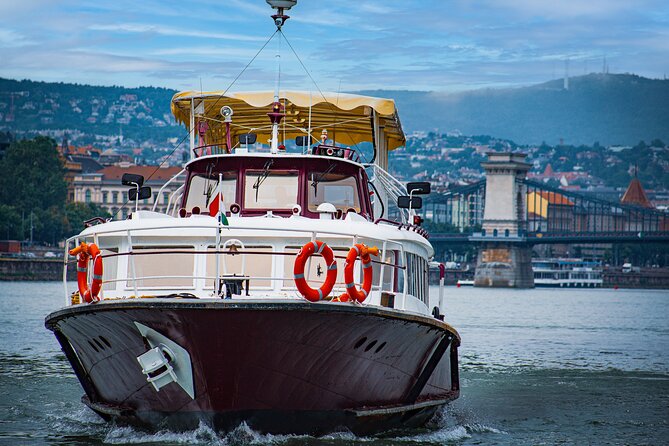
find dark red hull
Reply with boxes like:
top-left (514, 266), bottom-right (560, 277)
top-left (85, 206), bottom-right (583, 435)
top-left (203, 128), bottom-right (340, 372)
top-left (45, 300), bottom-right (459, 435)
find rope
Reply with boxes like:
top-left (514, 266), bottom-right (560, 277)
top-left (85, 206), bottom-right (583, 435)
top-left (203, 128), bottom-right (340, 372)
top-left (279, 29), bottom-right (369, 163)
top-left (110, 29), bottom-right (279, 220)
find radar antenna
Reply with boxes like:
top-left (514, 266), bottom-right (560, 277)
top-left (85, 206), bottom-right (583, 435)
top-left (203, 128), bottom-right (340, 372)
top-left (266, 0), bottom-right (297, 30)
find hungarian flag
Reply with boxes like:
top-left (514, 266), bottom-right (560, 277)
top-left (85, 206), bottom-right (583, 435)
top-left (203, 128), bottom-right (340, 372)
top-left (209, 193), bottom-right (229, 225)
top-left (208, 193), bottom-right (221, 217)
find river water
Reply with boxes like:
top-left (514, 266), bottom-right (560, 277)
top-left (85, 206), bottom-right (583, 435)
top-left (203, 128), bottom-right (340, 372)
top-left (0, 282), bottom-right (667, 445)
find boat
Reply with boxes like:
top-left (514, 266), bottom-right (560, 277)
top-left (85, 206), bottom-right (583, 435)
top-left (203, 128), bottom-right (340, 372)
top-left (45, 1), bottom-right (460, 436)
top-left (532, 258), bottom-right (603, 287)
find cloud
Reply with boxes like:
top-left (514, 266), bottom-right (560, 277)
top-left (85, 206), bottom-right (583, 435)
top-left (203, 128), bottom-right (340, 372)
top-left (0, 28), bottom-right (33, 47)
top-left (0, 0), bottom-right (667, 92)
top-left (87, 23), bottom-right (267, 42)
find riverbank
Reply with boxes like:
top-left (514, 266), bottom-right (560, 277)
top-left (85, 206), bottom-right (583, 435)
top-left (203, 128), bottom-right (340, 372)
top-left (0, 258), bottom-right (75, 281)
top-left (429, 266), bottom-right (669, 289)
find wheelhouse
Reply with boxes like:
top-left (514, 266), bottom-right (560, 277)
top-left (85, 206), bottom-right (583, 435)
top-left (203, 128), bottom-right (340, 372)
top-left (181, 154), bottom-right (373, 219)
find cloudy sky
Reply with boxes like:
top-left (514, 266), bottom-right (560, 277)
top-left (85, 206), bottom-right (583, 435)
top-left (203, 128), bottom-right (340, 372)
top-left (1, 0), bottom-right (667, 92)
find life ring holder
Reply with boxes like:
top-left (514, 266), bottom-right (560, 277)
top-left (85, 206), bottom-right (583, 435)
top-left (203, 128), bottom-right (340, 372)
top-left (293, 240), bottom-right (337, 302)
top-left (337, 243), bottom-right (379, 303)
top-left (69, 242), bottom-right (103, 303)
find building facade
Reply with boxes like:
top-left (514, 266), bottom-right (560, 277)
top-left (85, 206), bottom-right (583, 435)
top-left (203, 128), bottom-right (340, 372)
top-left (73, 166), bottom-right (185, 218)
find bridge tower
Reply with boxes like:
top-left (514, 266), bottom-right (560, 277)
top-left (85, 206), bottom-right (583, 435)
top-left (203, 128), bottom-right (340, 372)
top-left (474, 152), bottom-right (534, 288)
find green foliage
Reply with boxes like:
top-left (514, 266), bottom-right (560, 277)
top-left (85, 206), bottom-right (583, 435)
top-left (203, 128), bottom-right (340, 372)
top-left (0, 205), bottom-right (21, 239)
top-left (64, 203), bottom-right (110, 238)
top-left (0, 136), bottom-right (67, 210)
top-left (0, 137), bottom-right (110, 244)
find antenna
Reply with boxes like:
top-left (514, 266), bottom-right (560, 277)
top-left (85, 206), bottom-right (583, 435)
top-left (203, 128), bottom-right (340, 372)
top-left (266, 0), bottom-right (297, 29)
top-left (266, 1), bottom-right (295, 153)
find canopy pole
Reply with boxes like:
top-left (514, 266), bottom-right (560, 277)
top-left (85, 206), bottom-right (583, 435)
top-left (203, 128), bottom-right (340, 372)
top-left (189, 99), bottom-right (195, 160)
top-left (270, 30), bottom-right (281, 153)
top-left (307, 91), bottom-right (312, 154)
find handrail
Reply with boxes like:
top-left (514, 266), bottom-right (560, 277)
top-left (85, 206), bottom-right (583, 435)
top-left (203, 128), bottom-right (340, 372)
top-left (153, 168), bottom-right (186, 212)
top-left (371, 165), bottom-right (413, 224)
top-left (375, 218), bottom-right (429, 239)
top-left (167, 185), bottom-right (184, 216)
top-left (95, 249), bottom-right (405, 270)
top-left (64, 220), bottom-right (422, 308)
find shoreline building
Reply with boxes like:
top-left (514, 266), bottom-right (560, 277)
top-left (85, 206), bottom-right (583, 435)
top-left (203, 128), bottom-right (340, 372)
top-left (73, 166), bottom-right (184, 218)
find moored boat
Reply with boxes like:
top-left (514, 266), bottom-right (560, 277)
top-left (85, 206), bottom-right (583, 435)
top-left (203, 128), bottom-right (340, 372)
top-left (532, 258), bottom-right (603, 287)
top-left (45, 1), bottom-right (460, 435)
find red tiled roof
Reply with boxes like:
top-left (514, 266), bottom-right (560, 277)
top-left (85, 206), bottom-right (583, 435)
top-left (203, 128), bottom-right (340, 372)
top-left (621, 178), bottom-right (653, 208)
top-left (534, 191), bottom-right (574, 205)
top-left (101, 166), bottom-right (183, 182)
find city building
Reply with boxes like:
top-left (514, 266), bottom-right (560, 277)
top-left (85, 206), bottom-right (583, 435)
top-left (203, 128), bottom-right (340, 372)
top-left (73, 166), bottom-right (185, 218)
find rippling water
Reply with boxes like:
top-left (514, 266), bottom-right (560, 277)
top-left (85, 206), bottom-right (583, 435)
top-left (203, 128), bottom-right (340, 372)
top-left (1, 282), bottom-right (667, 445)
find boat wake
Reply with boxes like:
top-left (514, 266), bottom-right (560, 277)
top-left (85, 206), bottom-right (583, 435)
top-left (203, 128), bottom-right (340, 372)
top-left (44, 405), bottom-right (506, 445)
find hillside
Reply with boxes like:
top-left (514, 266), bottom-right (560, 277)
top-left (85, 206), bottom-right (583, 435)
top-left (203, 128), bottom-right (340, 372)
top-left (360, 73), bottom-right (669, 146)
top-left (0, 78), bottom-right (180, 143)
top-left (1, 74), bottom-right (668, 146)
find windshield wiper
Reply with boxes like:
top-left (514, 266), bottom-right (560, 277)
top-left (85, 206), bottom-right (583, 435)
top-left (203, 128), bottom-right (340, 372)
top-left (204, 163), bottom-right (215, 203)
top-left (311, 163), bottom-right (337, 196)
top-left (253, 159), bottom-right (274, 201)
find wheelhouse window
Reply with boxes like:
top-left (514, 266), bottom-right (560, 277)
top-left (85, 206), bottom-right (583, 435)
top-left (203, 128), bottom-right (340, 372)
top-left (185, 172), bottom-right (237, 213)
top-left (244, 171), bottom-right (298, 210)
top-left (307, 170), bottom-right (360, 213)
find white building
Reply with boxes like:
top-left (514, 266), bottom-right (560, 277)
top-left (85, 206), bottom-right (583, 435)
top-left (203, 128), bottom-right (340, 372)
top-left (73, 166), bottom-right (185, 219)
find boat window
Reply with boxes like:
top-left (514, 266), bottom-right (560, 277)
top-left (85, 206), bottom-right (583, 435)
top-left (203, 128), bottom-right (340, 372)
top-left (245, 171), bottom-right (298, 209)
top-left (397, 251), bottom-right (405, 293)
top-left (206, 245), bottom-right (273, 289)
top-left (127, 246), bottom-right (195, 288)
top-left (372, 250), bottom-right (395, 292)
top-left (307, 171), bottom-right (360, 213)
top-left (186, 172), bottom-right (237, 213)
top-left (405, 253), bottom-right (428, 304)
top-left (100, 247), bottom-right (118, 292)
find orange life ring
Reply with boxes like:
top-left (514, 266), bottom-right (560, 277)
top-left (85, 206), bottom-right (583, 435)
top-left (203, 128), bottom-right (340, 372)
top-left (69, 242), bottom-right (103, 303)
top-left (293, 240), bottom-right (337, 302)
top-left (338, 243), bottom-right (379, 303)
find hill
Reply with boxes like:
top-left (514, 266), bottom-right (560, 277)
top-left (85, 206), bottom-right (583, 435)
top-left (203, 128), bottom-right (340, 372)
top-left (360, 73), bottom-right (669, 146)
top-left (1, 74), bottom-right (668, 146)
top-left (0, 78), bottom-right (180, 144)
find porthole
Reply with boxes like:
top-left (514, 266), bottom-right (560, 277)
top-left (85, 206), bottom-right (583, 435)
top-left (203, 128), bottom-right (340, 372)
top-left (364, 340), bottom-right (377, 352)
top-left (354, 337), bottom-right (367, 349)
top-left (99, 336), bottom-right (111, 349)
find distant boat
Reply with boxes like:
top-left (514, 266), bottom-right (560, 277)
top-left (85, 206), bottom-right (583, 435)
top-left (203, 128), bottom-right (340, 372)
top-left (532, 258), bottom-right (603, 287)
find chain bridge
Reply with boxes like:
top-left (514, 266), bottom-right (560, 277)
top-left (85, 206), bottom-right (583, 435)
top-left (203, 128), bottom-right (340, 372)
top-left (417, 153), bottom-right (669, 287)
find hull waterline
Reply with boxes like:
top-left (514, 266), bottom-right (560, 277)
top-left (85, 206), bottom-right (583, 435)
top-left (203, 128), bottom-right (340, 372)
top-left (46, 299), bottom-right (460, 435)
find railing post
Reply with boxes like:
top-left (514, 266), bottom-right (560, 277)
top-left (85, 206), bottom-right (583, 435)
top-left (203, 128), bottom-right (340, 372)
top-left (127, 230), bottom-right (139, 298)
top-left (378, 240), bottom-right (387, 294)
top-left (63, 238), bottom-right (70, 306)
top-left (215, 225), bottom-right (221, 296)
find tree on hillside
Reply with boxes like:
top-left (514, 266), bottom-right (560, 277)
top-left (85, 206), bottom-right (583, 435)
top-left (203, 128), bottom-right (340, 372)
top-left (65, 202), bottom-right (110, 238)
top-left (0, 136), bottom-right (67, 210)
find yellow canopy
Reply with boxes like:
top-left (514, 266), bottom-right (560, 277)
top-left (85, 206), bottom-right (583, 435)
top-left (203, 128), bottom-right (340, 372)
top-left (171, 90), bottom-right (405, 151)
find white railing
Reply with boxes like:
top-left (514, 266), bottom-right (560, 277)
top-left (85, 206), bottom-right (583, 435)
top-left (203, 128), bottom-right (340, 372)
top-left (371, 164), bottom-right (414, 223)
top-left (152, 169), bottom-right (186, 213)
top-left (65, 221), bottom-right (414, 310)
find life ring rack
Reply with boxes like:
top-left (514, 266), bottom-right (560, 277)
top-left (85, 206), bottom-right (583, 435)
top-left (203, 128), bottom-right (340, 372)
top-left (69, 242), bottom-right (103, 303)
top-left (293, 240), bottom-right (337, 302)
